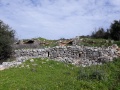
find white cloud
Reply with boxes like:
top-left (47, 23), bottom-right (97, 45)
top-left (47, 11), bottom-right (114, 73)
top-left (0, 0), bottom-right (120, 39)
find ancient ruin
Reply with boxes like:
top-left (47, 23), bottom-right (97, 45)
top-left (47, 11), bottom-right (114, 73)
top-left (0, 44), bottom-right (120, 70)
top-left (0, 36), bottom-right (120, 70)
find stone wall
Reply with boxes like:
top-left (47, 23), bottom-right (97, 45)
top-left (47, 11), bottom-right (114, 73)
top-left (1, 45), bottom-right (119, 70)
top-left (14, 45), bottom-right (118, 67)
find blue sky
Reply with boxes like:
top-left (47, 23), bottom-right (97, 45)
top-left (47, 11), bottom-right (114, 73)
top-left (0, 0), bottom-right (120, 39)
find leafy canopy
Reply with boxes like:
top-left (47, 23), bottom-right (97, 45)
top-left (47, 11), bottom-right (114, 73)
top-left (0, 20), bottom-right (15, 61)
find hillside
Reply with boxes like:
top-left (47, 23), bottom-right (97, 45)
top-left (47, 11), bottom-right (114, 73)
top-left (0, 58), bottom-right (120, 90)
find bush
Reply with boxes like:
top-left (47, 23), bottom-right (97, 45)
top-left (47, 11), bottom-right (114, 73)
top-left (77, 68), bottom-right (106, 81)
top-left (0, 20), bottom-right (15, 61)
top-left (90, 70), bottom-right (105, 80)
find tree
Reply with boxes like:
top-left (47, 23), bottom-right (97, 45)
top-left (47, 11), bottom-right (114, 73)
top-left (0, 20), bottom-right (15, 61)
top-left (91, 28), bottom-right (105, 39)
top-left (110, 20), bottom-right (120, 40)
top-left (104, 29), bottom-right (110, 39)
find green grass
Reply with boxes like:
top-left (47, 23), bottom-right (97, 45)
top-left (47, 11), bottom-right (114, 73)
top-left (114, 41), bottom-right (120, 47)
top-left (80, 38), bottom-right (120, 47)
top-left (0, 58), bottom-right (120, 90)
top-left (37, 37), bottom-right (58, 48)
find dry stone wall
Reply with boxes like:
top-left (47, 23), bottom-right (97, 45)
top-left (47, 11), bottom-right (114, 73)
top-left (1, 45), bottom-right (119, 70)
top-left (14, 45), bottom-right (118, 67)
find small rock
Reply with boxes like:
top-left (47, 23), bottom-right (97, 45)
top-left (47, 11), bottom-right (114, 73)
top-left (30, 59), bottom-right (34, 62)
top-left (0, 65), bottom-right (5, 70)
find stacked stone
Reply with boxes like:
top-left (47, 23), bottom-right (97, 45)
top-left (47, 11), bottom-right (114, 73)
top-left (11, 45), bottom-right (119, 67)
top-left (1, 44), bottom-right (119, 70)
top-left (15, 49), bottom-right (48, 58)
top-left (2, 61), bottom-right (22, 69)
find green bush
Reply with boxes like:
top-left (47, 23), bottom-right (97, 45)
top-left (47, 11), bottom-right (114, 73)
top-left (77, 66), bottom-right (107, 81)
top-left (0, 20), bottom-right (15, 61)
top-left (90, 70), bottom-right (105, 80)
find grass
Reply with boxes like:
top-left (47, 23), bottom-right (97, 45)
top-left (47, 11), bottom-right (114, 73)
top-left (38, 37), bottom-right (58, 48)
top-left (114, 41), bottom-right (120, 47)
top-left (21, 37), bottom-right (120, 48)
top-left (80, 38), bottom-right (120, 47)
top-left (0, 58), bottom-right (120, 90)
top-left (80, 38), bottom-right (111, 47)
top-left (37, 37), bottom-right (120, 48)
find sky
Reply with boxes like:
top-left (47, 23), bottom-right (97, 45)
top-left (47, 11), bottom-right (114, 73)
top-left (0, 0), bottom-right (120, 40)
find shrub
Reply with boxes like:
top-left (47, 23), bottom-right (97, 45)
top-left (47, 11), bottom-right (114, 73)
top-left (90, 70), bottom-right (105, 80)
top-left (77, 68), bottom-right (106, 81)
top-left (0, 20), bottom-right (15, 61)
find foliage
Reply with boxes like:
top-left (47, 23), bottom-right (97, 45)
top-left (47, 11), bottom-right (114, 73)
top-left (0, 20), bottom-right (15, 61)
top-left (0, 58), bottom-right (120, 90)
top-left (91, 28), bottom-right (106, 39)
top-left (77, 69), bottom-right (105, 81)
top-left (114, 41), bottom-right (120, 47)
top-left (91, 20), bottom-right (120, 41)
top-left (110, 20), bottom-right (120, 40)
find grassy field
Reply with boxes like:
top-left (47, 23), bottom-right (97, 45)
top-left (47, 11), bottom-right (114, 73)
top-left (0, 58), bottom-right (120, 90)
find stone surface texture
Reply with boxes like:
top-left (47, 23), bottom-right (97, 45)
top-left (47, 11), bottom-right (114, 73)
top-left (0, 44), bottom-right (120, 70)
